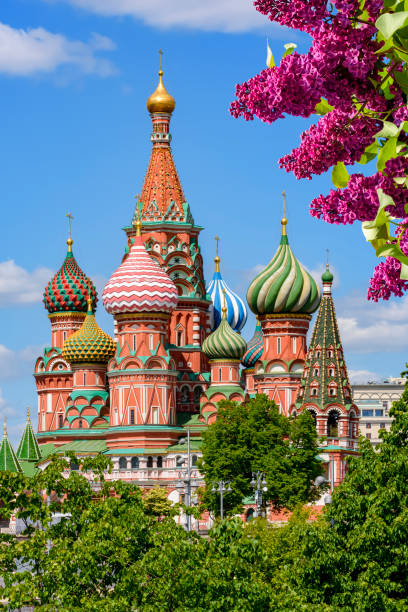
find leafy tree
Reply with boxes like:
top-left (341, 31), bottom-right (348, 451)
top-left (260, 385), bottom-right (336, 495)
top-left (231, 0), bottom-right (408, 302)
top-left (142, 484), bottom-right (177, 518)
top-left (199, 395), bottom-right (323, 515)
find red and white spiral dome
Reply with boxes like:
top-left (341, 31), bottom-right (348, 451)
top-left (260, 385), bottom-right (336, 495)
top-left (102, 235), bottom-right (178, 314)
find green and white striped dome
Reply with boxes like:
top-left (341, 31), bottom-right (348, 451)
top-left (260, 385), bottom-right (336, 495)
top-left (202, 317), bottom-right (247, 361)
top-left (247, 221), bottom-right (321, 316)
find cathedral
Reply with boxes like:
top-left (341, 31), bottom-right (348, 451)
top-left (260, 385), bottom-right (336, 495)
top-left (0, 62), bottom-right (360, 499)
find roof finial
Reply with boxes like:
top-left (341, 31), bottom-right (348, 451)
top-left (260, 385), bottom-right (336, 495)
top-left (133, 194), bottom-right (142, 237)
top-left (222, 288), bottom-right (227, 319)
top-left (66, 212), bottom-right (74, 253)
top-left (87, 280), bottom-right (93, 312)
top-left (326, 248), bottom-right (330, 270)
top-left (214, 235), bottom-right (221, 273)
top-left (146, 50), bottom-right (175, 114)
top-left (281, 191), bottom-right (287, 236)
top-left (26, 405), bottom-right (30, 421)
top-left (3, 417), bottom-right (6, 437)
top-left (159, 48), bottom-right (163, 74)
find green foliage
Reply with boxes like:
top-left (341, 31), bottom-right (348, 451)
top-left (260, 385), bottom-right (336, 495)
top-left (199, 395), bottom-right (323, 515)
top-left (332, 161), bottom-right (350, 188)
top-left (143, 484), bottom-right (177, 518)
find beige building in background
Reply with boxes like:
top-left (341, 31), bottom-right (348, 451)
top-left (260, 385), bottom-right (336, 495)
top-left (352, 378), bottom-right (405, 446)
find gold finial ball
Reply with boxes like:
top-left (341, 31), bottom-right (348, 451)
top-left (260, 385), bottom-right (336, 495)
top-left (214, 255), bottom-right (220, 264)
top-left (281, 217), bottom-right (288, 226)
top-left (146, 69), bottom-right (176, 114)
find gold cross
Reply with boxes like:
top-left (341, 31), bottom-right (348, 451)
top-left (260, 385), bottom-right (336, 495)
top-left (66, 212), bottom-right (74, 252)
top-left (159, 49), bottom-right (163, 71)
top-left (326, 248), bottom-right (330, 269)
top-left (215, 235), bottom-right (220, 257)
top-left (282, 190), bottom-right (286, 219)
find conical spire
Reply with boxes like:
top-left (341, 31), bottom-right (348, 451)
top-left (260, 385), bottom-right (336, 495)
top-left (16, 407), bottom-right (42, 462)
top-left (0, 419), bottom-right (23, 473)
top-left (297, 263), bottom-right (354, 409)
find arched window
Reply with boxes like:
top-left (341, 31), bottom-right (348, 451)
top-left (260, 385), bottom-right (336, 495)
top-left (329, 368), bottom-right (334, 377)
top-left (177, 330), bottom-right (183, 346)
top-left (157, 456), bottom-right (163, 468)
top-left (119, 457), bottom-right (127, 470)
top-left (78, 419), bottom-right (83, 429)
top-left (291, 409), bottom-right (297, 418)
top-left (147, 456), bottom-right (153, 468)
top-left (327, 411), bottom-right (339, 437)
top-left (311, 388), bottom-right (318, 396)
top-left (246, 508), bottom-right (254, 522)
top-left (329, 387), bottom-right (336, 397)
top-left (192, 454), bottom-right (197, 466)
top-left (131, 456), bottom-right (139, 469)
top-left (313, 368), bottom-right (319, 377)
top-left (193, 386), bottom-right (203, 406)
top-left (180, 386), bottom-right (189, 403)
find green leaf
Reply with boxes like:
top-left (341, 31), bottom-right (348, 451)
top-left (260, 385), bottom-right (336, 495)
top-left (332, 162), bottom-right (350, 188)
top-left (394, 70), bottom-right (408, 94)
top-left (377, 136), bottom-right (398, 171)
top-left (282, 43), bottom-right (297, 58)
top-left (400, 262), bottom-right (408, 279)
top-left (376, 121), bottom-right (400, 138)
top-left (314, 98), bottom-right (334, 115)
top-left (376, 11), bottom-right (408, 38)
top-left (358, 139), bottom-right (379, 165)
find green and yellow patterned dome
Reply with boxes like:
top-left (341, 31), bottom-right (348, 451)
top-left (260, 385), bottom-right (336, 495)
top-left (62, 299), bottom-right (116, 364)
top-left (247, 212), bottom-right (321, 316)
top-left (202, 311), bottom-right (247, 361)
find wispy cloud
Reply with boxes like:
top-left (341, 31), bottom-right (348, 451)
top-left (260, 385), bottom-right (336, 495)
top-left (0, 260), bottom-right (53, 306)
top-left (349, 369), bottom-right (383, 384)
top-left (45, 0), bottom-right (271, 33)
top-left (0, 344), bottom-right (44, 380)
top-left (0, 22), bottom-right (116, 77)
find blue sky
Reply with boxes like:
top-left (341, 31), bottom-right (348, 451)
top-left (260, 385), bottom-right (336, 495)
top-left (1, 0), bottom-right (407, 444)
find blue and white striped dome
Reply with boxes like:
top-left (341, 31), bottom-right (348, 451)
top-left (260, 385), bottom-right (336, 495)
top-left (207, 269), bottom-right (247, 333)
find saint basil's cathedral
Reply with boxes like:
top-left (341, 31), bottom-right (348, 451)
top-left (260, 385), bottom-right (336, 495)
top-left (0, 63), bottom-right (360, 503)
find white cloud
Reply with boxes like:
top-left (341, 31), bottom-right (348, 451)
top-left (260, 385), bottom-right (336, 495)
top-left (306, 262), bottom-right (340, 289)
top-left (0, 22), bottom-right (116, 76)
top-left (0, 387), bottom-right (16, 418)
top-left (46, 0), bottom-right (270, 33)
top-left (0, 344), bottom-right (44, 380)
top-left (0, 260), bottom-right (54, 306)
top-left (348, 369), bottom-right (382, 384)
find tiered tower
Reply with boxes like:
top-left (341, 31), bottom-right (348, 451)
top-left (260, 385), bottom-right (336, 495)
top-left (35, 224), bottom-right (97, 433)
top-left (62, 294), bottom-right (116, 431)
top-left (123, 56), bottom-right (211, 413)
top-left (201, 299), bottom-right (247, 424)
top-left (296, 264), bottom-right (359, 487)
top-left (0, 421), bottom-right (22, 473)
top-left (246, 198), bottom-right (320, 416)
top-left (103, 215), bottom-right (181, 450)
top-left (241, 319), bottom-right (264, 395)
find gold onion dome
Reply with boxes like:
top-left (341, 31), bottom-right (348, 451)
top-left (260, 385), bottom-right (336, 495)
top-left (62, 298), bottom-right (116, 365)
top-left (146, 53), bottom-right (175, 114)
top-left (247, 196), bottom-right (321, 315)
top-left (202, 308), bottom-right (247, 361)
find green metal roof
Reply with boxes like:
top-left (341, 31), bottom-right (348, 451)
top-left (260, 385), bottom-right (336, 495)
top-left (17, 414), bottom-right (42, 462)
top-left (19, 460), bottom-right (39, 477)
top-left (38, 443), bottom-right (57, 458)
top-left (52, 439), bottom-right (108, 454)
top-left (103, 447), bottom-right (168, 455)
top-left (0, 427), bottom-right (22, 473)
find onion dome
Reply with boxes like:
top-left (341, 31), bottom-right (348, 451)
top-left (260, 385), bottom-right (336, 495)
top-left (242, 318), bottom-right (264, 368)
top-left (102, 217), bottom-right (178, 315)
top-left (247, 200), bottom-right (320, 315)
top-left (322, 263), bottom-right (334, 284)
top-left (206, 238), bottom-right (247, 332)
top-left (43, 217), bottom-right (97, 313)
top-left (62, 298), bottom-right (116, 364)
top-left (203, 302), bottom-right (247, 361)
top-left (146, 54), bottom-right (175, 114)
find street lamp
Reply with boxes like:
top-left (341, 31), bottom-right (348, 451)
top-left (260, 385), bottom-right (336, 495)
top-left (211, 480), bottom-right (231, 520)
top-left (250, 471), bottom-right (267, 518)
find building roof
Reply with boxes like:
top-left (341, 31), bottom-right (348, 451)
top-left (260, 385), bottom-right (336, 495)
top-left (0, 422), bottom-right (23, 473)
top-left (43, 249), bottom-right (97, 314)
top-left (62, 302), bottom-right (116, 364)
top-left (17, 409), bottom-right (42, 462)
top-left (51, 439), bottom-right (108, 454)
top-left (202, 317), bottom-right (247, 361)
top-left (247, 217), bottom-right (320, 316)
top-left (242, 319), bottom-right (264, 368)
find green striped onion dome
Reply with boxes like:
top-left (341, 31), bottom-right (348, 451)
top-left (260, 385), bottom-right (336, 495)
top-left (247, 232), bottom-right (321, 315)
top-left (62, 305), bottom-right (116, 364)
top-left (202, 318), bottom-right (247, 361)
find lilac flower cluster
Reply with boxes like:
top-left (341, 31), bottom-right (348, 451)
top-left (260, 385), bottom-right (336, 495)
top-left (279, 110), bottom-right (379, 179)
top-left (254, 0), bottom-right (328, 33)
top-left (368, 257), bottom-right (408, 301)
top-left (310, 157), bottom-right (408, 224)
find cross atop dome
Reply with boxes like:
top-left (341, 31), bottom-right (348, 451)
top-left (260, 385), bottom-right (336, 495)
top-left (146, 50), bottom-right (176, 115)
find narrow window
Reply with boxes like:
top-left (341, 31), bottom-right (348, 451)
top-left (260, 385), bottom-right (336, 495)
top-left (157, 456), bottom-right (163, 468)
top-left (177, 331), bottom-right (183, 346)
top-left (131, 456), bottom-right (139, 469)
top-left (130, 409), bottom-right (135, 425)
top-left (78, 419), bottom-right (83, 429)
top-left (58, 414), bottom-right (63, 428)
top-left (63, 331), bottom-right (67, 342)
top-left (219, 367), bottom-right (222, 382)
top-left (133, 334), bottom-right (137, 352)
top-left (229, 367), bottom-right (233, 381)
top-left (119, 457), bottom-right (127, 470)
top-left (149, 334), bottom-right (154, 350)
top-left (292, 337), bottom-right (297, 354)
top-left (147, 456), bottom-right (153, 468)
top-left (152, 408), bottom-right (158, 424)
top-left (277, 337), bottom-right (281, 354)
top-left (192, 454), bottom-right (197, 466)
top-left (83, 373), bottom-right (87, 386)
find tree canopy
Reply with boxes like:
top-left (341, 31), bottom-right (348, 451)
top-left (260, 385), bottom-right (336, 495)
top-left (199, 395), bottom-right (324, 515)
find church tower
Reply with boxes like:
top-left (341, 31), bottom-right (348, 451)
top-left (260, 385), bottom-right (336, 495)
top-left (123, 55), bottom-right (211, 413)
top-left (246, 195), bottom-right (320, 415)
top-left (296, 264), bottom-right (359, 487)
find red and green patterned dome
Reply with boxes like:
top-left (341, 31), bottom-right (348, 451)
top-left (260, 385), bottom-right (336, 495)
top-left (43, 250), bottom-right (97, 314)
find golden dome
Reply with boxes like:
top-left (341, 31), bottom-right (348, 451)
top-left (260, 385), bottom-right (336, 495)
top-left (146, 69), bottom-right (175, 114)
